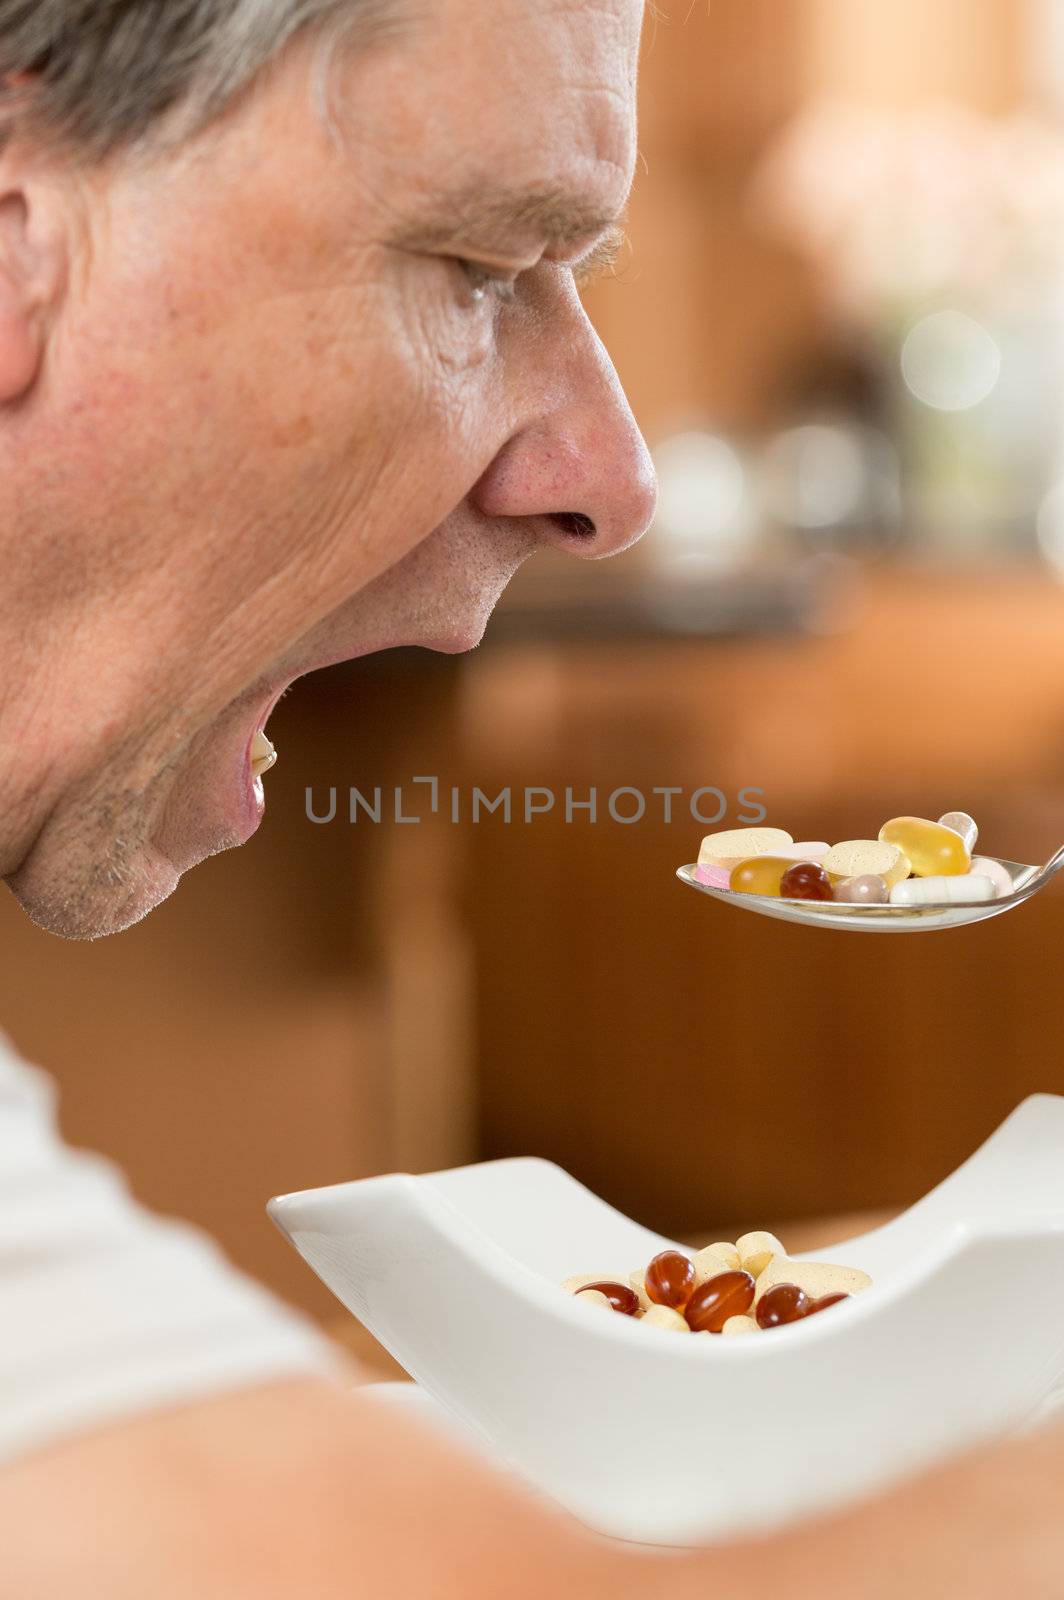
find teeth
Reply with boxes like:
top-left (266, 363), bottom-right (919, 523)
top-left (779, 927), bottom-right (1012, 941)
top-left (251, 729), bottom-right (277, 778)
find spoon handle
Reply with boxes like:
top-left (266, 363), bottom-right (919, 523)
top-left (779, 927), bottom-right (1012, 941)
top-left (1040, 843), bottom-right (1064, 882)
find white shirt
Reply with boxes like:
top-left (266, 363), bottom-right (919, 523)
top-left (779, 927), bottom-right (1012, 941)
top-left (0, 1030), bottom-right (336, 1464)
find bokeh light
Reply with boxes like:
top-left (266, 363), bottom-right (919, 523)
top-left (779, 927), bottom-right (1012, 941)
top-left (1036, 478), bottom-right (1064, 578)
top-left (651, 431), bottom-right (751, 569)
top-left (899, 309), bottom-right (1001, 411)
top-left (761, 424), bottom-right (868, 529)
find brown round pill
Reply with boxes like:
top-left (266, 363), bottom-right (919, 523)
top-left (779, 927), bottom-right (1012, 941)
top-left (755, 1282), bottom-right (809, 1329)
top-left (779, 861), bottom-right (833, 901)
top-left (684, 1269), bottom-right (756, 1333)
top-left (644, 1250), bottom-right (696, 1310)
top-left (575, 1281), bottom-right (641, 1316)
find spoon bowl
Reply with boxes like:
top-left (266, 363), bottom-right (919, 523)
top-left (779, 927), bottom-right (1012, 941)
top-left (677, 846), bottom-right (1064, 932)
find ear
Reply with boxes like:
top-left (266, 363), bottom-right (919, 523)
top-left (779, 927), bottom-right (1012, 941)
top-left (0, 183), bottom-right (65, 402)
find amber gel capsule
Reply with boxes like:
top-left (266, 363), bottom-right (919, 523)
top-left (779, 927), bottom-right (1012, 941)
top-left (729, 856), bottom-right (792, 897)
top-left (879, 816), bottom-right (969, 877)
top-left (803, 1292), bottom-right (850, 1318)
top-left (644, 1250), bottom-right (696, 1310)
top-left (684, 1270), bottom-right (756, 1333)
top-left (575, 1281), bottom-right (640, 1316)
top-left (756, 1283), bottom-right (809, 1329)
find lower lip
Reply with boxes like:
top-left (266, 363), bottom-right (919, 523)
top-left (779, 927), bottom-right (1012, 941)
top-left (248, 766), bottom-right (267, 822)
top-left (154, 729), bottom-right (267, 876)
top-left (215, 752), bottom-right (265, 852)
top-left (234, 700), bottom-right (284, 843)
top-left (241, 743), bottom-right (273, 837)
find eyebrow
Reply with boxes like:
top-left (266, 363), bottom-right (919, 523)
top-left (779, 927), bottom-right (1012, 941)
top-left (400, 181), bottom-right (625, 253)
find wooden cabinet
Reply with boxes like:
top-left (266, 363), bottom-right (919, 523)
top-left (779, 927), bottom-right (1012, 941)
top-left (464, 569), bottom-right (1064, 1236)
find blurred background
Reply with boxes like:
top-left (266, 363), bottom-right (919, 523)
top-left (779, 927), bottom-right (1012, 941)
top-left (5, 0), bottom-right (1064, 1348)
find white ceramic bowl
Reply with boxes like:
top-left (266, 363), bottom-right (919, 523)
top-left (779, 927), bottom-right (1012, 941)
top-left (269, 1096), bottom-right (1064, 1545)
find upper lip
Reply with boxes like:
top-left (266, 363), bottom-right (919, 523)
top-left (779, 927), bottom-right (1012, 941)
top-left (267, 621), bottom-right (493, 709)
top-left (248, 633), bottom-right (449, 747)
top-left (252, 537), bottom-right (535, 726)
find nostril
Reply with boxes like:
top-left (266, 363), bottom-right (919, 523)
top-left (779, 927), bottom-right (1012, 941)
top-left (549, 512), bottom-right (597, 540)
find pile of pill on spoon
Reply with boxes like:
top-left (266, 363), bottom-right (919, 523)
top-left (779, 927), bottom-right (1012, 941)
top-left (694, 812), bottom-right (1012, 906)
top-left (562, 1233), bottom-right (871, 1335)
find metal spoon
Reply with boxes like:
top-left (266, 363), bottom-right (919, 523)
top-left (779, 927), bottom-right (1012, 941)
top-left (676, 844), bottom-right (1064, 933)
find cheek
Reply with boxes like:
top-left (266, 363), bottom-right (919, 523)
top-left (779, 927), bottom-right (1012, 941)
top-left (232, 272), bottom-right (500, 494)
top-left (120, 277), bottom-right (494, 589)
top-left (400, 265), bottom-right (497, 379)
top-left (46, 252), bottom-right (517, 736)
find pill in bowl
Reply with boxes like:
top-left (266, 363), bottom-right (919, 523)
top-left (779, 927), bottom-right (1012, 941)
top-left (694, 811), bottom-right (1009, 911)
top-left (562, 1232), bottom-right (872, 1336)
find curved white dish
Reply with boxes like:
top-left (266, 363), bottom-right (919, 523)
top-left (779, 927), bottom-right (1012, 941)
top-left (677, 855), bottom-right (1042, 932)
top-left (269, 1096), bottom-right (1064, 1545)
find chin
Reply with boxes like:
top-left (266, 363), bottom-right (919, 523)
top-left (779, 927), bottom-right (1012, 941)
top-left (425, 621), bottom-right (491, 655)
top-left (6, 845), bottom-right (182, 942)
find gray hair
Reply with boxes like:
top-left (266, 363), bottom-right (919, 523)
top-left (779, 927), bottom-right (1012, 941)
top-left (0, 0), bottom-right (404, 159)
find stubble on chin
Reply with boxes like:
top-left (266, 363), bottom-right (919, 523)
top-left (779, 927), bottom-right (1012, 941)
top-left (4, 786), bottom-right (180, 941)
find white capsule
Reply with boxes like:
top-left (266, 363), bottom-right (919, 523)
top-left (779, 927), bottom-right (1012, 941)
top-left (735, 1231), bottom-right (784, 1278)
top-left (889, 874), bottom-right (996, 906)
top-left (693, 1243), bottom-right (740, 1284)
top-left (754, 1255), bottom-right (872, 1304)
top-left (937, 811), bottom-right (978, 854)
top-left (721, 1315), bottom-right (758, 1336)
top-left (641, 1304), bottom-right (690, 1333)
top-left (969, 856), bottom-right (1013, 898)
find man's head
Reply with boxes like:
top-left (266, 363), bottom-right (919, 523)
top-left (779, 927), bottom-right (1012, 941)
top-left (0, 0), bottom-right (655, 939)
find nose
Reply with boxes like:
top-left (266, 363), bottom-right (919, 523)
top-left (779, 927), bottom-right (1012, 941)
top-left (471, 305), bottom-right (657, 560)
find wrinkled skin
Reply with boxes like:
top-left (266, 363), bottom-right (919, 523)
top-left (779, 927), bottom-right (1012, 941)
top-left (0, 0), bottom-right (654, 937)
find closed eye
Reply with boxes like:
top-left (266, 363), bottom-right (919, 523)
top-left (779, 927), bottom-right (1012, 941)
top-left (456, 258), bottom-right (520, 304)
